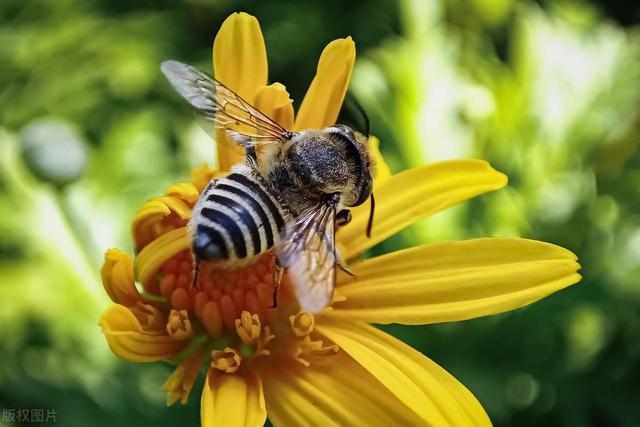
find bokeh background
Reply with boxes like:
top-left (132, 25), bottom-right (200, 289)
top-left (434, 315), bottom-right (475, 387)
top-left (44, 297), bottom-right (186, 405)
top-left (1, 0), bottom-right (639, 426)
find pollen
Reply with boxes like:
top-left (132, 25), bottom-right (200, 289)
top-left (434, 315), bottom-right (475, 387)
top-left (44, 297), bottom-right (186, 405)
top-left (166, 309), bottom-right (193, 340)
top-left (211, 347), bottom-right (242, 373)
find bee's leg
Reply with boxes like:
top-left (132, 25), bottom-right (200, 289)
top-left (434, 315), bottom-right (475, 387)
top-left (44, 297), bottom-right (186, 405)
top-left (335, 210), bottom-right (355, 276)
top-left (336, 255), bottom-right (357, 277)
top-left (191, 256), bottom-right (201, 289)
top-left (336, 209), bottom-right (352, 228)
top-left (336, 251), bottom-right (356, 277)
top-left (270, 259), bottom-right (284, 308)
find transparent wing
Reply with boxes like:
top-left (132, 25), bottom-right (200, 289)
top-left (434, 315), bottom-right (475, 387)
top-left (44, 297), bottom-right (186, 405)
top-left (161, 60), bottom-right (290, 142)
top-left (277, 202), bottom-right (337, 313)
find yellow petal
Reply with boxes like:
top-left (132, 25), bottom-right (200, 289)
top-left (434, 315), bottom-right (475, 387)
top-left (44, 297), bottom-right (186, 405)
top-left (131, 195), bottom-right (192, 251)
top-left (213, 12), bottom-right (267, 101)
top-left (318, 321), bottom-right (491, 427)
top-left (213, 12), bottom-right (268, 171)
top-left (165, 182), bottom-right (200, 205)
top-left (135, 227), bottom-right (191, 285)
top-left (99, 304), bottom-right (185, 362)
top-left (131, 199), bottom-right (171, 250)
top-left (294, 37), bottom-right (356, 130)
top-left (190, 163), bottom-right (219, 193)
top-left (369, 135), bottom-right (391, 186)
top-left (260, 352), bottom-right (423, 426)
top-left (215, 128), bottom-right (245, 171)
top-left (201, 368), bottom-right (266, 427)
top-left (101, 248), bottom-right (140, 306)
top-left (337, 160), bottom-right (508, 259)
top-left (329, 238), bottom-right (581, 324)
top-left (155, 196), bottom-right (193, 219)
top-left (252, 83), bottom-right (294, 130)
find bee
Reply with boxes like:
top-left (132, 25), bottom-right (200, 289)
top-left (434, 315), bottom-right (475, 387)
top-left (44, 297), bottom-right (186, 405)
top-left (161, 60), bottom-right (376, 313)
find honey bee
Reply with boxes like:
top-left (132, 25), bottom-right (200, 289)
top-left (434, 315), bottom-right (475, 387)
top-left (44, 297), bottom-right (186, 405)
top-left (161, 60), bottom-right (375, 313)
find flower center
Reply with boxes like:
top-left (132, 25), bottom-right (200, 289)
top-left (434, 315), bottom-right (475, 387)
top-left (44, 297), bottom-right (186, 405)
top-left (158, 250), bottom-right (285, 335)
top-left (150, 249), bottom-right (338, 370)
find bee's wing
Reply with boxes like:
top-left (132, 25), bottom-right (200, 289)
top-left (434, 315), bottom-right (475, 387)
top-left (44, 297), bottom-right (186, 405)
top-left (161, 60), bottom-right (290, 143)
top-left (277, 202), bottom-right (337, 313)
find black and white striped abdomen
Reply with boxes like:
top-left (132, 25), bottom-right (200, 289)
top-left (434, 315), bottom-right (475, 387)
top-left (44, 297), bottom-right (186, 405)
top-left (190, 165), bottom-right (291, 264)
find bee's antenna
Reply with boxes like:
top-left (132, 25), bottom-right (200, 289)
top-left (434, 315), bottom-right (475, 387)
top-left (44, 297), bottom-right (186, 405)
top-left (339, 93), bottom-right (370, 137)
top-left (351, 95), bottom-right (370, 137)
top-left (366, 192), bottom-right (375, 238)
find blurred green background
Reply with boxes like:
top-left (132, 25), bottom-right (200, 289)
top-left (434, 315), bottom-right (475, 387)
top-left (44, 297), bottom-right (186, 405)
top-left (1, 0), bottom-right (639, 425)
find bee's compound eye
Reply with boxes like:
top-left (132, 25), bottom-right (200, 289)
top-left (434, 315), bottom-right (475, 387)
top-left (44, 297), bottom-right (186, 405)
top-left (194, 226), bottom-right (226, 260)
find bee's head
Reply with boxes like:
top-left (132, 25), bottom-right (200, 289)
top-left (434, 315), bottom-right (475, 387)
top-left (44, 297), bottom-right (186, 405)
top-left (329, 124), bottom-right (375, 207)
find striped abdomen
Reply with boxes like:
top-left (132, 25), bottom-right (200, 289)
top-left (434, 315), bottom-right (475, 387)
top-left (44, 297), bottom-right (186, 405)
top-left (190, 166), bottom-right (291, 265)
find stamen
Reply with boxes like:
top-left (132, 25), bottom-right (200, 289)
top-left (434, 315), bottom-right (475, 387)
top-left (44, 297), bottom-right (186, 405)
top-left (289, 312), bottom-right (315, 337)
top-left (211, 347), bottom-right (242, 373)
top-left (255, 326), bottom-right (275, 358)
top-left (235, 311), bottom-right (261, 343)
top-left (166, 309), bottom-right (193, 340)
top-left (294, 336), bottom-right (339, 367)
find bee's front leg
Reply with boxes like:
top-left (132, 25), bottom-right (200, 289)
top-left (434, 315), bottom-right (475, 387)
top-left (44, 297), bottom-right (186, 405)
top-left (336, 247), bottom-right (356, 277)
top-left (336, 209), bottom-right (352, 228)
top-left (191, 257), bottom-right (201, 289)
top-left (270, 258), bottom-right (284, 308)
top-left (335, 209), bottom-right (354, 276)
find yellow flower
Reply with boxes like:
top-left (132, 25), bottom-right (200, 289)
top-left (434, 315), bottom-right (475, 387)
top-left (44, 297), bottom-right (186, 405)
top-left (99, 12), bottom-right (581, 427)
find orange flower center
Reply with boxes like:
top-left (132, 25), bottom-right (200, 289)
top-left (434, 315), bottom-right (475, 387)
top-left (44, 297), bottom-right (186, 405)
top-left (146, 248), bottom-right (338, 371)
top-left (157, 250), bottom-right (286, 334)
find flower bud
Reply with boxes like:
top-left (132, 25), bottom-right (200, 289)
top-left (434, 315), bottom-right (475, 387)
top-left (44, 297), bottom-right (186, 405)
top-left (21, 118), bottom-right (87, 187)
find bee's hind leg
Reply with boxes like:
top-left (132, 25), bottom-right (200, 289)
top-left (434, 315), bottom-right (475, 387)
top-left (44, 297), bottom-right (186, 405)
top-left (270, 259), bottom-right (284, 308)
